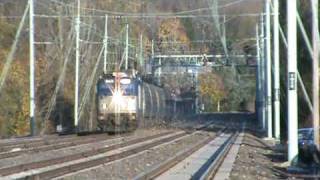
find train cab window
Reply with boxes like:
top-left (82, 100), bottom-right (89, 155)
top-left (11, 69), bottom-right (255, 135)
top-left (97, 82), bottom-right (113, 96)
top-left (121, 82), bottom-right (138, 96)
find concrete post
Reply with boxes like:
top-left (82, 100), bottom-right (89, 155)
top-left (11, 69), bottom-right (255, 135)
top-left (265, 0), bottom-right (273, 138)
top-left (273, 0), bottom-right (281, 140)
top-left (74, 0), bottom-right (80, 128)
top-left (312, 0), bottom-right (320, 149)
top-left (29, 0), bottom-right (35, 135)
top-left (287, 0), bottom-right (298, 161)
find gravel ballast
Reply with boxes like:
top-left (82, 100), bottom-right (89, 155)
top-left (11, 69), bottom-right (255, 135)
top-left (57, 131), bottom-right (216, 180)
top-left (230, 130), bottom-right (287, 180)
top-left (0, 128), bottom-right (170, 169)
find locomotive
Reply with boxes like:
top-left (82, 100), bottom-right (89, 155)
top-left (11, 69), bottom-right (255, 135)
top-left (96, 71), bottom-right (140, 132)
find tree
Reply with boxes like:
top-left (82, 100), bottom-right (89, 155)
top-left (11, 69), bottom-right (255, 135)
top-left (198, 72), bottom-right (225, 111)
top-left (157, 19), bottom-right (191, 53)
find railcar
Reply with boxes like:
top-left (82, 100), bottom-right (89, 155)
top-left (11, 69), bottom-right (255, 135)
top-left (96, 72), bottom-right (140, 132)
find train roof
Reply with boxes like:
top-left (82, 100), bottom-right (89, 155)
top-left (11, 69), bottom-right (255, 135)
top-left (100, 70), bottom-right (138, 79)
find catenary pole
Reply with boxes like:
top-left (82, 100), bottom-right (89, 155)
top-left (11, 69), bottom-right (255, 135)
top-left (104, 14), bottom-right (108, 74)
top-left (287, 0), bottom-right (298, 161)
top-left (29, 0), bottom-right (35, 136)
top-left (312, 0), bottom-right (320, 150)
top-left (152, 39), bottom-right (154, 59)
top-left (195, 70), bottom-right (199, 114)
top-left (140, 33), bottom-right (144, 72)
top-left (74, 0), bottom-right (80, 129)
top-left (273, 0), bottom-right (280, 140)
top-left (265, 0), bottom-right (273, 138)
top-left (260, 14), bottom-right (266, 131)
top-left (256, 24), bottom-right (262, 128)
top-left (125, 23), bottom-right (129, 70)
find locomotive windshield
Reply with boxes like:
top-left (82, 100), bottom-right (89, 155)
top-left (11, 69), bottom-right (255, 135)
top-left (121, 83), bottom-right (138, 96)
top-left (98, 78), bottom-right (138, 96)
top-left (97, 81), bottom-right (113, 96)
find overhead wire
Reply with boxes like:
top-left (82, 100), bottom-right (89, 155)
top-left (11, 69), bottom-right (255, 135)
top-left (34, 0), bottom-right (263, 18)
top-left (35, 0), bottom-right (131, 47)
top-left (33, 13), bottom-right (263, 19)
top-left (42, 29), bottom-right (75, 127)
top-left (219, 0), bottom-right (244, 9)
top-left (0, 2), bottom-right (29, 93)
top-left (78, 46), bottom-right (104, 120)
top-left (0, 0), bottom-right (263, 129)
top-left (268, 1), bottom-right (313, 113)
top-left (32, 0), bottom-right (111, 124)
top-left (47, 0), bottom-right (211, 16)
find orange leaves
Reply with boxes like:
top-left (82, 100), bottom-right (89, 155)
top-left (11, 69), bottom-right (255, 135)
top-left (199, 72), bottom-right (226, 105)
top-left (157, 19), bottom-right (191, 51)
top-left (5, 60), bottom-right (30, 136)
top-left (2, 56), bottom-right (48, 136)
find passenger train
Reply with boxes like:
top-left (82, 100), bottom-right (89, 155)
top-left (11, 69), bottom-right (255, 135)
top-left (96, 72), bottom-right (140, 132)
top-left (72, 70), bottom-right (174, 134)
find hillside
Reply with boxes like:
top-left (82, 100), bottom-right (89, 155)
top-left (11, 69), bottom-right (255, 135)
top-left (0, 0), bottom-right (271, 138)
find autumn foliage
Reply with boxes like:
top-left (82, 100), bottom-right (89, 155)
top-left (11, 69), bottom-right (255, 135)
top-left (198, 72), bottom-right (226, 111)
top-left (0, 0), bottom-right (262, 137)
top-left (157, 19), bottom-right (191, 52)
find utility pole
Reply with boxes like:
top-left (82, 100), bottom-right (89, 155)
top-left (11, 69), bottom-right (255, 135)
top-left (125, 23), bottom-right (129, 70)
top-left (265, 0), bottom-right (273, 138)
top-left (256, 24), bottom-right (262, 129)
top-left (312, 0), bottom-right (319, 150)
top-left (103, 14), bottom-right (108, 74)
top-left (29, 0), bottom-right (35, 136)
top-left (287, 0), bottom-right (298, 161)
top-left (273, 0), bottom-right (280, 140)
top-left (152, 39), bottom-right (154, 59)
top-left (260, 14), bottom-right (266, 131)
top-left (223, 15), bottom-right (227, 48)
top-left (74, 0), bottom-right (80, 129)
top-left (139, 33), bottom-right (144, 72)
top-left (158, 58), bottom-right (162, 85)
top-left (195, 69), bottom-right (199, 114)
top-left (195, 70), bottom-right (199, 114)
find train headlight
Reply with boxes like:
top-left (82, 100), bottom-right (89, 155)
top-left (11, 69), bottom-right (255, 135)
top-left (120, 78), bottom-right (131, 84)
top-left (128, 99), bottom-right (136, 110)
top-left (112, 90), bottom-right (123, 104)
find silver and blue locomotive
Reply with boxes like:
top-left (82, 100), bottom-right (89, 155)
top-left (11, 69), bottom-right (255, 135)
top-left (96, 72), bottom-right (140, 132)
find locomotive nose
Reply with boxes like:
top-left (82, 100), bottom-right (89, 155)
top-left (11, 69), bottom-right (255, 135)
top-left (112, 90), bottom-right (124, 105)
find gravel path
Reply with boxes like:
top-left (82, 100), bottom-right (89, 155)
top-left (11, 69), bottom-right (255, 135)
top-left (0, 128), bottom-right (169, 169)
top-left (56, 131), bottom-right (215, 180)
top-left (229, 130), bottom-right (287, 180)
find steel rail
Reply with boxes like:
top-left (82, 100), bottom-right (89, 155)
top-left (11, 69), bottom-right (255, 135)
top-left (0, 133), bottom-right (133, 159)
top-left (0, 135), bottom-right (75, 147)
top-left (134, 128), bottom-right (227, 180)
top-left (0, 131), bottom-right (177, 177)
top-left (199, 132), bottom-right (239, 180)
top-left (24, 132), bottom-right (187, 180)
top-left (0, 136), bottom-right (80, 152)
top-left (0, 133), bottom-right (113, 154)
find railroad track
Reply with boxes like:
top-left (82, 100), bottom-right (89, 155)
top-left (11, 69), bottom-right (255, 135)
top-left (0, 120), bottom-right (223, 179)
top-left (135, 122), bottom-right (247, 180)
top-left (0, 134), bottom-right (101, 153)
top-left (0, 133), bottom-right (132, 159)
top-left (133, 130), bottom-right (240, 180)
top-left (0, 130), bottom-right (189, 179)
top-left (0, 119), bottom-right (213, 157)
top-left (195, 132), bottom-right (239, 180)
top-left (133, 128), bottom-right (228, 179)
top-left (0, 135), bottom-right (76, 148)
